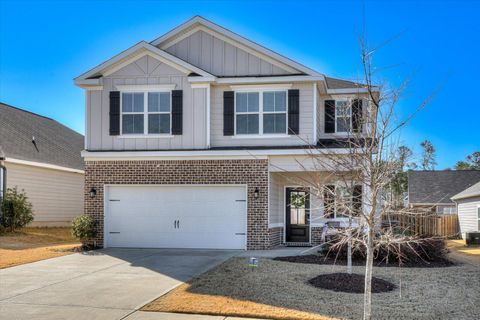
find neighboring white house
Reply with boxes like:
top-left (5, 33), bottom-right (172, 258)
top-left (0, 103), bottom-right (84, 226)
top-left (452, 181), bottom-right (480, 239)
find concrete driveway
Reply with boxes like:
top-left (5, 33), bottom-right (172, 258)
top-left (0, 248), bottom-right (237, 320)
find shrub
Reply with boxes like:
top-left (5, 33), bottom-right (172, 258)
top-left (325, 236), bottom-right (448, 266)
top-left (71, 214), bottom-right (96, 244)
top-left (0, 187), bottom-right (34, 232)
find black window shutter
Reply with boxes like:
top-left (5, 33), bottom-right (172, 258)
top-left (109, 91), bottom-right (120, 136)
top-left (324, 185), bottom-right (336, 218)
top-left (353, 185), bottom-right (363, 215)
top-left (288, 89), bottom-right (300, 135)
top-left (325, 100), bottom-right (335, 134)
top-left (171, 90), bottom-right (183, 135)
top-left (352, 99), bottom-right (363, 133)
top-left (223, 91), bottom-right (234, 136)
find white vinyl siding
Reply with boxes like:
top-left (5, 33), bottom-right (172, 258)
top-left (456, 196), bottom-right (480, 239)
top-left (5, 162), bottom-right (84, 226)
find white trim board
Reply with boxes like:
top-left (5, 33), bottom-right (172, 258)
top-left (4, 158), bottom-right (84, 174)
top-left (82, 148), bottom-right (352, 160)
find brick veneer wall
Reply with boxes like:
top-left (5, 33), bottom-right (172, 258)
top-left (268, 227), bottom-right (284, 247)
top-left (311, 227), bottom-right (324, 246)
top-left (84, 159), bottom-right (269, 250)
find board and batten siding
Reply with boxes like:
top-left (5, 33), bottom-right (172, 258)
top-left (456, 196), bottom-right (480, 239)
top-left (86, 55), bottom-right (208, 151)
top-left (5, 162), bottom-right (84, 226)
top-left (211, 83), bottom-right (315, 147)
top-left (163, 30), bottom-right (294, 77)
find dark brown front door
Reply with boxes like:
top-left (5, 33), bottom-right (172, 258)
top-left (286, 187), bottom-right (310, 243)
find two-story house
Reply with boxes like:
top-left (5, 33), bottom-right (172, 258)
top-left (75, 16), bottom-right (371, 250)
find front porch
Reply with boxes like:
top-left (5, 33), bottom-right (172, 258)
top-left (268, 170), bottom-right (363, 248)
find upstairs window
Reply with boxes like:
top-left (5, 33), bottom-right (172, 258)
top-left (236, 92), bottom-right (259, 134)
top-left (235, 90), bottom-right (287, 135)
top-left (121, 92), bottom-right (171, 135)
top-left (122, 92), bottom-right (144, 134)
top-left (263, 91), bottom-right (287, 134)
top-left (335, 100), bottom-right (352, 133)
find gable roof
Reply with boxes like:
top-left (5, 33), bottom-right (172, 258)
top-left (452, 181), bottom-right (480, 201)
top-left (0, 102), bottom-right (84, 171)
top-left (408, 170), bottom-right (480, 205)
top-left (151, 16), bottom-right (322, 77)
top-left (74, 41), bottom-right (215, 87)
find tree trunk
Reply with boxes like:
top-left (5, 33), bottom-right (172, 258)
top-left (347, 217), bottom-right (352, 274)
top-left (363, 227), bottom-right (375, 320)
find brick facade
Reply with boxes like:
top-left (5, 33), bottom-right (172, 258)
top-left (268, 227), bottom-right (284, 247)
top-left (84, 159), bottom-right (269, 250)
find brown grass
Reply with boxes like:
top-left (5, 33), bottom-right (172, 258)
top-left (0, 227), bottom-right (81, 268)
top-left (143, 283), bottom-right (336, 320)
top-left (446, 239), bottom-right (480, 265)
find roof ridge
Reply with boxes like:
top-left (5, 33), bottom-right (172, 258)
top-left (0, 101), bottom-right (55, 122)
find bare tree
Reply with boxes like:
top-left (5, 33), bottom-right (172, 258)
top-left (420, 140), bottom-right (437, 170)
top-left (274, 34), bottom-right (437, 320)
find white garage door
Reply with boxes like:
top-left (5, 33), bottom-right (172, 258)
top-left (105, 185), bottom-right (247, 249)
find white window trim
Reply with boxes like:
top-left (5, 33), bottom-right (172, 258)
top-left (120, 90), bottom-right (173, 137)
top-left (334, 99), bottom-right (352, 134)
top-left (233, 88), bottom-right (288, 137)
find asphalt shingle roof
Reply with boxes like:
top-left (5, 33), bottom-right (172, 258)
top-left (0, 102), bottom-right (84, 170)
top-left (408, 170), bottom-right (480, 204)
top-left (325, 76), bottom-right (365, 90)
top-left (451, 181), bottom-right (480, 200)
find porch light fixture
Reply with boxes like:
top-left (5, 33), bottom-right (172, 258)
top-left (89, 187), bottom-right (97, 198)
top-left (254, 187), bottom-right (259, 199)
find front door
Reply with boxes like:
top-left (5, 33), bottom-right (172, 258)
top-left (286, 187), bottom-right (310, 243)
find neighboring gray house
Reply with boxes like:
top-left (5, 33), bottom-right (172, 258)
top-left (452, 181), bottom-right (480, 239)
top-left (408, 170), bottom-right (480, 214)
top-left (75, 16), bottom-right (374, 250)
top-left (0, 103), bottom-right (84, 226)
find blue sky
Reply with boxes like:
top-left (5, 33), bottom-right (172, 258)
top-left (1, 0), bottom-right (478, 169)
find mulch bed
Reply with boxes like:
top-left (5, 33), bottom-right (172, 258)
top-left (274, 254), bottom-right (456, 268)
top-left (308, 273), bottom-right (395, 293)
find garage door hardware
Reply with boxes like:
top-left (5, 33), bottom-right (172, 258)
top-left (235, 233), bottom-right (246, 235)
top-left (235, 199), bottom-right (246, 202)
top-left (174, 220), bottom-right (180, 228)
top-left (109, 232), bottom-right (120, 234)
top-left (109, 199), bottom-right (120, 202)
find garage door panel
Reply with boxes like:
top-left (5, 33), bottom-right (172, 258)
top-left (105, 185), bottom-right (246, 249)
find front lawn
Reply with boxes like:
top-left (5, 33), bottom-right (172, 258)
top-left (0, 227), bottom-right (80, 268)
top-left (143, 257), bottom-right (479, 320)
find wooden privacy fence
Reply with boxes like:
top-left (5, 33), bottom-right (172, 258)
top-left (382, 212), bottom-right (460, 237)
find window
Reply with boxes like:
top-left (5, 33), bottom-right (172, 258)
top-left (335, 100), bottom-right (352, 133)
top-left (263, 91), bottom-right (287, 134)
top-left (335, 185), bottom-right (352, 218)
top-left (122, 92), bottom-right (144, 134)
top-left (236, 92), bottom-right (259, 134)
top-left (148, 92), bottom-right (171, 134)
top-left (442, 206), bottom-right (456, 214)
top-left (121, 92), bottom-right (171, 135)
top-left (324, 184), bottom-right (359, 219)
top-left (235, 90), bottom-right (287, 135)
